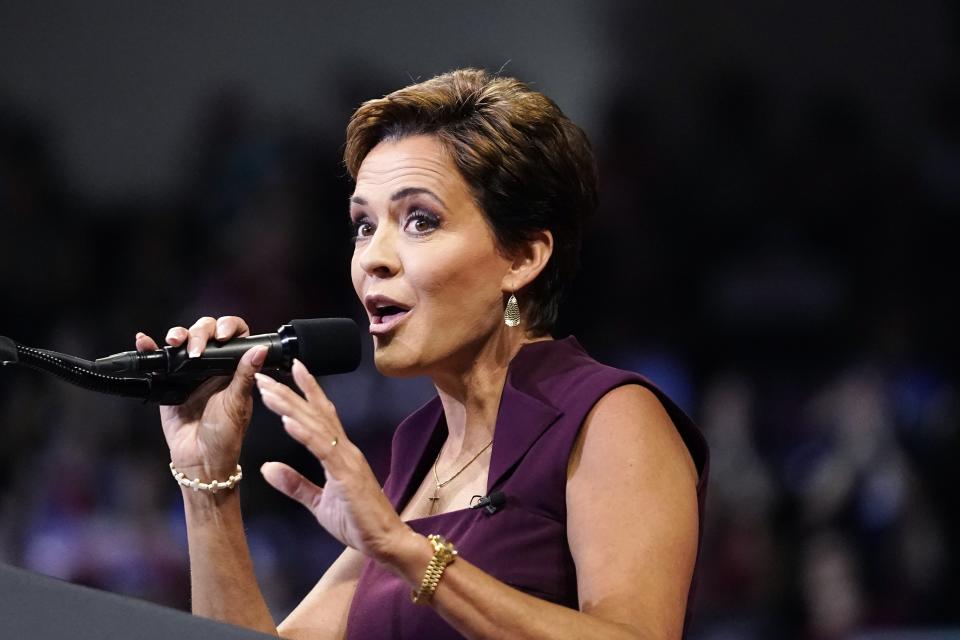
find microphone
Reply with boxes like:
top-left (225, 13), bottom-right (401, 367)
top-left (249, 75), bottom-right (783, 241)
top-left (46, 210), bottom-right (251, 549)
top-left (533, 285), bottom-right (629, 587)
top-left (93, 318), bottom-right (359, 379)
top-left (470, 491), bottom-right (506, 515)
top-left (0, 318), bottom-right (361, 404)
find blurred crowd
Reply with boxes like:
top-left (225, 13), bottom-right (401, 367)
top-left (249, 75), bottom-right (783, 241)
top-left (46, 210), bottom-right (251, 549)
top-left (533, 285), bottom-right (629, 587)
top-left (1, 63), bottom-right (958, 639)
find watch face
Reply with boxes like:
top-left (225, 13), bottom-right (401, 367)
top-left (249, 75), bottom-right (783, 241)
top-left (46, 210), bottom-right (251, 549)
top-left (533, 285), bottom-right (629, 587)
top-left (429, 535), bottom-right (457, 563)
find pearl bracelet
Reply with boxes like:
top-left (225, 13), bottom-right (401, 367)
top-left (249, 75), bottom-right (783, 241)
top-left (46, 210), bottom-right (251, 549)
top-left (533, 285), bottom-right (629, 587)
top-left (169, 462), bottom-right (243, 493)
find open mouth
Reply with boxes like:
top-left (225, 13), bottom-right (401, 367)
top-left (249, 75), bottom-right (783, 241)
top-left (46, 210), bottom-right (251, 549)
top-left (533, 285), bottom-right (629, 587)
top-left (371, 304), bottom-right (410, 325)
top-left (365, 296), bottom-right (414, 335)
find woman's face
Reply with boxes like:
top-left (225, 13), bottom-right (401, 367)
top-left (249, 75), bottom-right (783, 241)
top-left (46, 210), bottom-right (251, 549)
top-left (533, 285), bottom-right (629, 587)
top-left (350, 134), bottom-right (513, 377)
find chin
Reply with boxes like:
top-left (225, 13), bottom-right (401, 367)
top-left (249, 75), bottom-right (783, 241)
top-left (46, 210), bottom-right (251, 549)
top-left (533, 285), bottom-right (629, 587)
top-left (371, 338), bottom-right (424, 379)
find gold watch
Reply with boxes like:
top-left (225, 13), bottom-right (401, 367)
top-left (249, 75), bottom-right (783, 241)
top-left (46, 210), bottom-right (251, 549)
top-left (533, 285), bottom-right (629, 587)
top-left (411, 534), bottom-right (458, 604)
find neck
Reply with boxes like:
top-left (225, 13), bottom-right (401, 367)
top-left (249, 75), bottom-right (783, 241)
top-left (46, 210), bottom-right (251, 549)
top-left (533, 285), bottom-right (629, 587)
top-left (430, 327), bottom-right (551, 457)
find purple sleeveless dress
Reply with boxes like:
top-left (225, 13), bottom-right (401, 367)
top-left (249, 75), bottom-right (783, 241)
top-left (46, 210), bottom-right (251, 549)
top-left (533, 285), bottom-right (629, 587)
top-left (344, 337), bottom-right (709, 639)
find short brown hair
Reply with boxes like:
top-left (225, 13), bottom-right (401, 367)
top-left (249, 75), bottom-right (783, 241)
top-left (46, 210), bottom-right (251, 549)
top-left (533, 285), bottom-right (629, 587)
top-left (344, 68), bottom-right (598, 335)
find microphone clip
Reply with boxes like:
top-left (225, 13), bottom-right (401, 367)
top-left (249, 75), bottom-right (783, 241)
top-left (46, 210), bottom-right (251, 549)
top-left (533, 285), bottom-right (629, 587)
top-left (469, 491), bottom-right (506, 515)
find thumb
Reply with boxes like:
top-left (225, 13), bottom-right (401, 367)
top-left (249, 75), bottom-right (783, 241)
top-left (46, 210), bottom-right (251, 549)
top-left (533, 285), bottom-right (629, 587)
top-left (261, 461), bottom-right (323, 512)
top-left (223, 345), bottom-right (268, 408)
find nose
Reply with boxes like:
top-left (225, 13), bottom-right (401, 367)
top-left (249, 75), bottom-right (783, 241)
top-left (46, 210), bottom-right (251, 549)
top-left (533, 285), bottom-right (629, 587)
top-left (357, 225), bottom-right (401, 278)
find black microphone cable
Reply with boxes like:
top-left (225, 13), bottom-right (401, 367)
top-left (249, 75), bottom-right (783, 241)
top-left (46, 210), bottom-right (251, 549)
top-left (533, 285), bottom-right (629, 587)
top-left (0, 318), bottom-right (361, 405)
top-left (2, 338), bottom-right (153, 400)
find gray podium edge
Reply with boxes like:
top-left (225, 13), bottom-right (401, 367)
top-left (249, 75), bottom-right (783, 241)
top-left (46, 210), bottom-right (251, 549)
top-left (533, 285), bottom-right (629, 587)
top-left (0, 563), bottom-right (277, 639)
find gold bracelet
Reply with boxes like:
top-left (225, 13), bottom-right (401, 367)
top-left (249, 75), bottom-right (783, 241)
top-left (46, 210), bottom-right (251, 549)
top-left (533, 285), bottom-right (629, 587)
top-left (169, 462), bottom-right (242, 493)
top-left (411, 534), bottom-right (457, 604)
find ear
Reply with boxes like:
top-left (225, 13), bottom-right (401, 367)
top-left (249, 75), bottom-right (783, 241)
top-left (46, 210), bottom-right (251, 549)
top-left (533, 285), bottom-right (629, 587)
top-left (501, 230), bottom-right (553, 293)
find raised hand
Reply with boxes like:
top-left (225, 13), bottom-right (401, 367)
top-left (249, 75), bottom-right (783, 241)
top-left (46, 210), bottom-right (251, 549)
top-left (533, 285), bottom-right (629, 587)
top-left (136, 316), bottom-right (266, 481)
top-left (256, 360), bottom-right (413, 562)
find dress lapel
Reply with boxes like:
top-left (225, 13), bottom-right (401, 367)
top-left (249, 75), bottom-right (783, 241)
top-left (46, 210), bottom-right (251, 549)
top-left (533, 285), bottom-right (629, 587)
top-left (486, 346), bottom-right (565, 492)
top-left (382, 397), bottom-right (446, 512)
top-left (384, 339), bottom-right (579, 506)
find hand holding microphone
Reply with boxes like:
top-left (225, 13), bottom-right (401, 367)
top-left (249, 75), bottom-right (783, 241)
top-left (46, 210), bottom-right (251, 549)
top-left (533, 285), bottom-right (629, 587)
top-left (132, 315), bottom-right (358, 486)
top-left (0, 315), bottom-right (361, 490)
top-left (1, 316), bottom-right (360, 404)
top-left (136, 316), bottom-right (262, 482)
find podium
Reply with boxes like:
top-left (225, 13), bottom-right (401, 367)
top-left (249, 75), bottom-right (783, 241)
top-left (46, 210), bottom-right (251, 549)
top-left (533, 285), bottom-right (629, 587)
top-left (0, 563), bottom-right (277, 639)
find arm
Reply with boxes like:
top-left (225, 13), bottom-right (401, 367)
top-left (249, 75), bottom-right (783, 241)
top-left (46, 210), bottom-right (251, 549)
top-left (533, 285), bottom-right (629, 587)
top-left (181, 485), bottom-right (277, 634)
top-left (138, 316), bottom-right (278, 634)
top-left (145, 316), bottom-right (381, 640)
top-left (184, 482), bottom-right (365, 640)
top-left (381, 384), bottom-right (700, 640)
top-left (277, 547), bottom-right (365, 639)
top-left (258, 366), bottom-right (701, 640)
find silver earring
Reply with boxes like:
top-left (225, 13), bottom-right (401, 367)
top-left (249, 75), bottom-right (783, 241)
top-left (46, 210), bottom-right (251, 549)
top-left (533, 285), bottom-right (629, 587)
top-left (504, 293), bottom-right (521, 327)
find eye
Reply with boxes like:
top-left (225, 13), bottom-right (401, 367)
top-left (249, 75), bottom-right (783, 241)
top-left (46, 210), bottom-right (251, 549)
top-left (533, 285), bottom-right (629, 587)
top-left (404, 209), bottom-right (440, 235)
top-left (351, 216), bottom-right (375, 240)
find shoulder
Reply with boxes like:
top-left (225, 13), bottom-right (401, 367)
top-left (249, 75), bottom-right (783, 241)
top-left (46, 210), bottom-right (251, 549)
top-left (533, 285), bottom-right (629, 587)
top-left (563, 384), bottom-right (701, 636)
top-left (508, 337), bottom-right (707, 494)
top-left (567, 384), bottom-right (698, 487)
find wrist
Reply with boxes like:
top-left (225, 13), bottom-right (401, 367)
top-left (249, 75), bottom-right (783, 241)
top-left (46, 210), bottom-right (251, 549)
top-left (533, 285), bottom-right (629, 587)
top-left (171, 461), bottom-right (241, 489)
top-left (180, 483), bottom-right (239, 512)
top-left (169, 458), bottom-right (240, 482)
top-left (169, 460), bottom-right (243, 512)
top-left (410, 535), bottom-right (458, 604)
top-left (377, 528), bottom-right (434, 583)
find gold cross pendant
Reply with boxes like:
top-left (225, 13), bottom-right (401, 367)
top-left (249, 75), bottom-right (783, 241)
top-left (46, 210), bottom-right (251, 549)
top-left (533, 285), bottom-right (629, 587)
top-left (428, 489), bottom-right (440, 514)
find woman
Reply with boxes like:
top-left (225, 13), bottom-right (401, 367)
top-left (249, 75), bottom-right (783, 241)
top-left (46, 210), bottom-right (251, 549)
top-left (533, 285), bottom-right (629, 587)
top-left (135, 69), bottom-right (708, 639)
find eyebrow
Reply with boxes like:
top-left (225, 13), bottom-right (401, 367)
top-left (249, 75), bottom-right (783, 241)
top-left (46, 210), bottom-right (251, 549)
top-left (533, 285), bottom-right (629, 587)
top-left (349, 187), bottom-right (446, 208)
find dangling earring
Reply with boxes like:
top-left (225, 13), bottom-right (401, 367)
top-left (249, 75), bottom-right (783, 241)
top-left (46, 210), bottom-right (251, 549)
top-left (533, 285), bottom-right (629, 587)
top-left (504, 292), bottom-right (521, 327)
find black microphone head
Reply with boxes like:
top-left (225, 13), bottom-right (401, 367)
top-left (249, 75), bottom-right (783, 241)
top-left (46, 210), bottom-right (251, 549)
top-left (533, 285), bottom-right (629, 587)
top-left (0, 336), bottom-right (18, 365)
top-left (289, 318), bottom-right (361, 375)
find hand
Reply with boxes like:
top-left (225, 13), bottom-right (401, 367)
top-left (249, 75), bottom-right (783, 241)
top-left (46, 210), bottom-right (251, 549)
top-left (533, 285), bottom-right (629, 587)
top-left (136, 316), bottom-right (267, 481)
top-left (256, 360), bottom-right (413, 562)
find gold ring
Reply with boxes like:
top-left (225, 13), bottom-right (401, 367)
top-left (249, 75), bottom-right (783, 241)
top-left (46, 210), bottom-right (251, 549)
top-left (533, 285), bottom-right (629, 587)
top-left (331, 437), bottom-right (338, 447)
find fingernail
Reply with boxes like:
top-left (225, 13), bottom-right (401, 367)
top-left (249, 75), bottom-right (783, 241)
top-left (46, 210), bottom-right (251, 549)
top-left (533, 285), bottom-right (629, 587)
top-left (251, 346), bottom-right (267, 367)
top-left (188, 344), bottom-right (201, 358)
top-left (215, 320), bottom-right (227, 340)
top-left (135, 332), bottom-right (145, 340)
top-left (254, 372), bottom-right (272, 386)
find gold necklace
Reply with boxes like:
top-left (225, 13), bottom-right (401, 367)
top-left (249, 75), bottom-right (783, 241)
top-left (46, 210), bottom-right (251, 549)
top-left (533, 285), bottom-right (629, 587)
top-left (428, 438), bottom-right (494, 514)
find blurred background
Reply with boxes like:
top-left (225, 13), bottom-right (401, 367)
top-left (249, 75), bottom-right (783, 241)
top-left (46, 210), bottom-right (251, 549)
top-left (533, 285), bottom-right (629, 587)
top-left (1, 1), bottom-right (957, 638)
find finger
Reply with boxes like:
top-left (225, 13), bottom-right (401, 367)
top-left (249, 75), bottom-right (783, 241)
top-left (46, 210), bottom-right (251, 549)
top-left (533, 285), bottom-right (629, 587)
top-left (261, 461), bottom-right (323, 513)
top-left (291, 359), bottom-right (345, 438)
top-left (186, 316), bottom-right (217, 358)
top-left (135, 332), bottom-right (159, 352)
top-left (256, 381), bottom-right (307, 425)
top-left (215, 315), bottom-right (251, 341)
top-left (292, 358), bottom-right (326, 404)
top-left (256, 376), bottom-right (330, 436)
top-left (284, 415), bottom-right (341, 463)
top-left (223, 345), bottom-right (268, 413)
top-left (255, 373), bottom-right (302, 413)
top-left (175, 375), bottom-right (231, 415)
top-left (165, 326), bottom-right (189, 346)
top-left (276, 413), bottom-right (340, 463)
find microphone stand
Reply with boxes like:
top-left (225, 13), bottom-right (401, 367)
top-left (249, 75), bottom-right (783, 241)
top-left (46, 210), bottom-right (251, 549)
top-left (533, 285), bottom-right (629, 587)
top-left (1, 335), bottom-right (201, 404)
